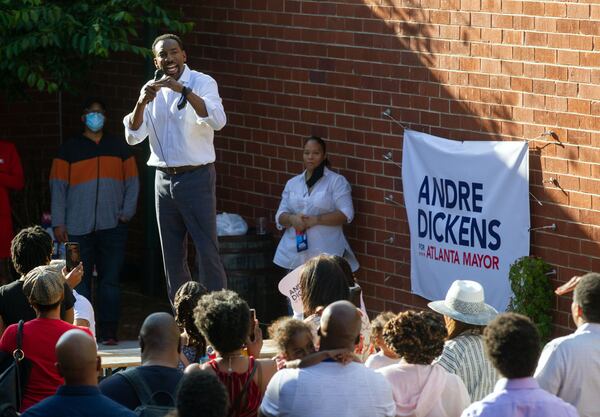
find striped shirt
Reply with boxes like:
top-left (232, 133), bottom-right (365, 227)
top-left (434, 331), bottom-right (499, 402)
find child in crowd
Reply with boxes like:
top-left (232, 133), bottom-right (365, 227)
top-left (365, 311), bottom-right (400, 369)
top-left (269, 317), bottom-right (316, 368)
top-left (174, 281), bottom-right (208, 369)
top-left (269, 316), bottom-right (357, 370)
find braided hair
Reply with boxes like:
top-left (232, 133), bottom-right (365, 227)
top-left (10, 226), bottom-right (53, 276)
top-left (174, 281), bottom-right (208, 355)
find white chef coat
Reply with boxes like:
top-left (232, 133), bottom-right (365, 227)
top-left (274, 167), bottom-right (358, 271)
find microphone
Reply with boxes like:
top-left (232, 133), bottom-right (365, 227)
top-left (154, 68), bottom-right (187, 110)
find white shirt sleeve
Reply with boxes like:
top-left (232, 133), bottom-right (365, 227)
top-left (331, 175), bottom-right (354, 223)
top-left (534, 340), bottom-right (565, 395)
top-left (191, 76), bottom-right (226, 131)
top-left (72, 290), bottom-right (96, 338)
top-left (122, 112), bottom-right (149, 145)
top-left (122, 83), bottom-right (151, 145)
top-left (275, 181), bottom-right (293, 230)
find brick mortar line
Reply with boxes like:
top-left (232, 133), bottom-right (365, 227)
top-left (196, 19), bottom-right (600, 43)
top-left (203, 3), bottom-right (599, 19)
top-left (532, 212), bottom-right (600, 225)
top-left (197, 56), bottom-right (598, 84)
top-left (221, 100), bottom-right (600, 140)
top-left (197, 29), bottom-right (600, 59)
top-left (219, 176), bottom-right (600, 212)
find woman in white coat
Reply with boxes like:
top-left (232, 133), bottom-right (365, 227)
top-left (273, 136), bottom-right (358, 272)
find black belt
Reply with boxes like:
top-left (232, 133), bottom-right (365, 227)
top-left (156, 165), bottom-right (202, 175)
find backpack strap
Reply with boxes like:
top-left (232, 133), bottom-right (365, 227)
top-left (14, 320), bottom-right (26, 411)
top-left (120, 368), bottom-right (160, 407)
top-left (16, 321), bottom-right (24, 352)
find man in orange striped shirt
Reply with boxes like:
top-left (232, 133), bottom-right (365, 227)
top-left (50, 97), bottom-right (139, 345)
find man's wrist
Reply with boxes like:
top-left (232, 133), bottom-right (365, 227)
top-left (181, 86), bottom-right (191, 96)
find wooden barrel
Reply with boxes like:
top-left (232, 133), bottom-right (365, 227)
top-left (218, 234), bottom-right (287, 327)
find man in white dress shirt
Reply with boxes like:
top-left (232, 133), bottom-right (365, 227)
top-left (123, 34), bottom-right (227, 300)
top-left (259, 300), bottom-right (395, 417)
top-left (535, 272), bottom-right (600, 417)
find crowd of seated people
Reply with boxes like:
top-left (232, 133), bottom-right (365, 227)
top-left (1, 226), bottom-right (599, 417)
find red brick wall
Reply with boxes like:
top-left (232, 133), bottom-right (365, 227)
top-left (176, 0), bottom-right (599, 336)
top-left (3, 1), bottom-right (599, 336)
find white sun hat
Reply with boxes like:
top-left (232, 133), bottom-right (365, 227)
top-left (428, 280), bottom-right (498, 326)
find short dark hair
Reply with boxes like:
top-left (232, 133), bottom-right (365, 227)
top-left (300, 255), bottom-right (349, 315)
top-left (32, 300), bottom-right (62, 312)
top-left (10, 226), bottom-right (53, 276)
top-left (574, 273), bottom-right (600, 323)
top-left (174, 370), bottom-right (228, 417)
top-left (174, 281), bottom-right (208, 354)
top-left (194, 290), bottom-right (250, 354)
top-left (82, 97), bottom-right (106, 113)
top-left (152, 33), bottom-right (184, 52)
top-left (484, 313), bottom-right (540, 378)
top-left (383, 310), bottom-right (447, 364)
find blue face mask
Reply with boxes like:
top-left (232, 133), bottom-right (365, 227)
top-left (85, 112), bottom-right (105, 132)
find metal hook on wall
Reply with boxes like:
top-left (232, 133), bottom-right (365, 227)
top-left (383, 235), bottom-right (395, 244)
top-left (382, 108), bottom-right (409, 130)
top-left (529, 192), bottom-right (543, 206)
top-left (529, 223), bottom-right (557, 232)
top-left (384, 194), bottom-right (403, 207)
top-left (382, 151), bottom-right (402, 168)
top-left (543, 177), bottom-right (568, 196)
top-left (527, 129), bottom-right (564, 148)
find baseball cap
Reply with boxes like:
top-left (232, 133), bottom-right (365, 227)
top-left (23, 265), bottom-right (64, 306)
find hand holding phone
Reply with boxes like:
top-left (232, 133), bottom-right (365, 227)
top-left (246, 309), bottom-right (263, 358)
top-left (63, 263), bottom-right (83, 289)
top-left (65, 242), bottom-right (81, 272)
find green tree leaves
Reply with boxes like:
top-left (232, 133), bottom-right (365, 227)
top-left (0, 0), bottom-right (193, 97)
top-left (508, 256), bottom-right (555, 343)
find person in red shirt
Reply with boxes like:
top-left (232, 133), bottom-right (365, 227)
top-left (0, 265), bottom-right (93, 412)
top-left (0, 140), bottom-right (24, 284)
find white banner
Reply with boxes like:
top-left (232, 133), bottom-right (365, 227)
top-left (402, 130), bottom-right (530, 311)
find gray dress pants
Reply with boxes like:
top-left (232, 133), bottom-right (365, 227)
top-left (155, 164), bottom-right (227, 301)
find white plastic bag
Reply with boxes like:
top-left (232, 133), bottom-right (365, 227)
top-left (216, 212), bottom-right (248, 236)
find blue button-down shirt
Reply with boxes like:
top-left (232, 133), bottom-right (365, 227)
top-left (22, 385), bottom-right (136, 417)
top-left (461, 377), bottom-right (579, 417)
